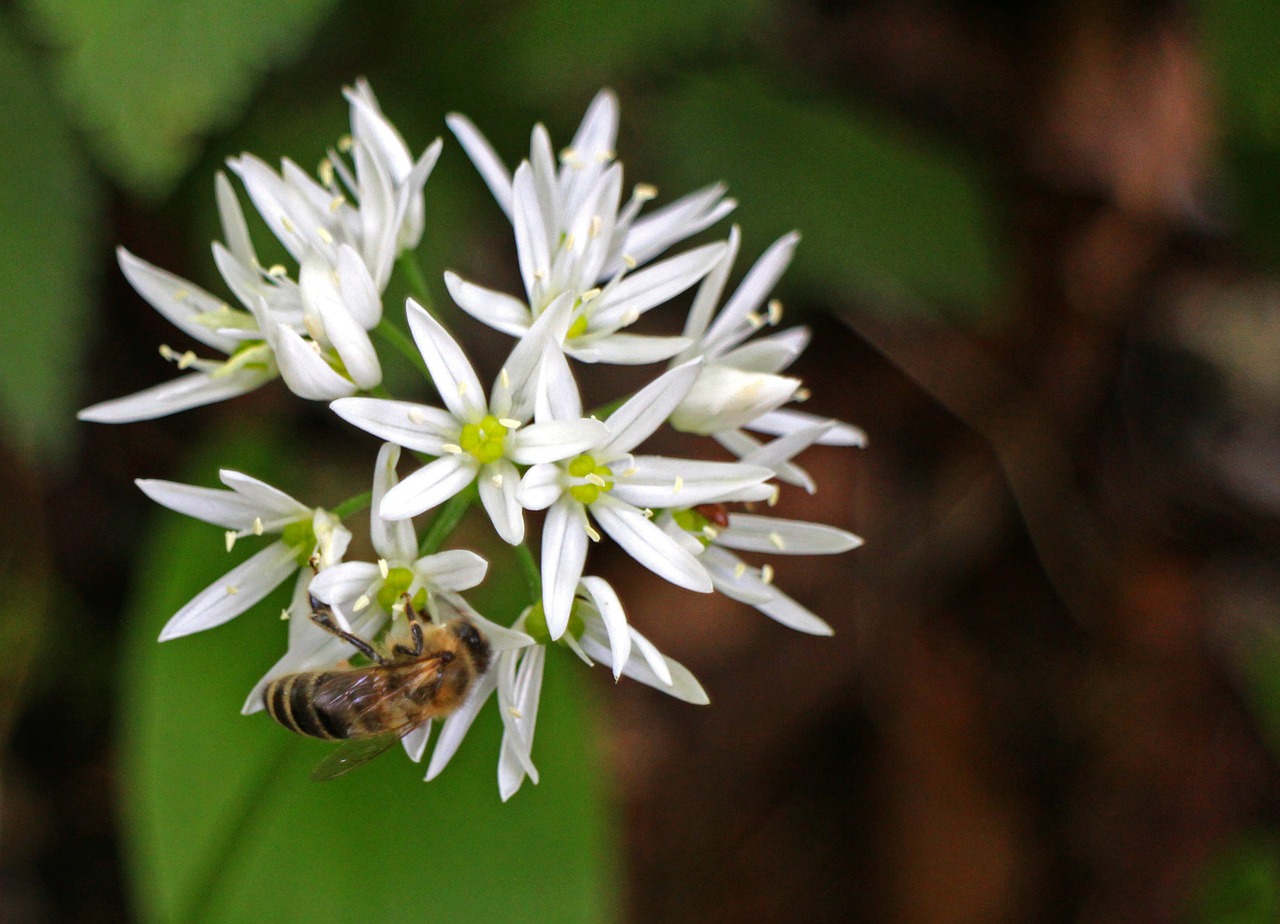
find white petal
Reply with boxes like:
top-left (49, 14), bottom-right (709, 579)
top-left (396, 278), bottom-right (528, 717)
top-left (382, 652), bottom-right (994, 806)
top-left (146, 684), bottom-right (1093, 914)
top-left (612, 457), bottom-right (772, 509)
top-left (542, 499), bottom-right (589, 639)
top-left (719, 326), bottom-right (811, 373)
top-left (446, 112), bottom-right (513, 219)
top-left (274, 325), bottom-right (357, 400)
top-left (579, 576), bottom-right (630, 678)
top-left (579, 624), bottom-right (709, 704)
top-left (335, 244), bottom-right (382, 330)
top-left (425, 668), bottom-right (498, 780)
top-left (402, 723), bottom-right (432, 763)
top-left (214, 172), bottom-right (257, 270)
top-left (719, 514), bottom-right (862, 555)
top-left (135, 479), bottom-right (261, 530)
top-left (517, 463), bottom-right (563, 511)
top-left (748, 408), bottom-right (868, 447)
top-left (599, 360), bottom-right (701, 456)
top-left (592, 242), bottom-right (726, 328)
top-left (498, 646), bottom-right (545, 800)
top-left (443, 272), bottom-right (531, 338)
top-left (414, 549), bottom-right (490, 592)
top-left (512, 163), bottom-right (551, 300)
top-left (158, 540), bottom-right (300, 641)
top-left (478, 458), bottom-right (525, 545)
top-left (571, 89), bottom-right (619, 162)
top-left (714, 428), bottom-right (814, 493)
top-left (308, 560), bottom-right (383, 608)
top-left (591, 497), bottom-right (712, 593)
top-left (508, 418), bottom-right (607, 465)
top-left (703, 231), bottom-right (800, 355)
top-left (679, 225), bottom-right (740, 354)
top-left (116, 248), bottom-right (240, 353)
top-left (568, 333), bottom-right (692, 365)
top-left (405, 300), bottom-right (486, 421)
top-left (380, 454), bottom-right (476, 520)
top-left (620, 183), bottom-right (736, 271)
top-left (217, 470), bottom-right (310, 521)
top-left (668, 365), bottom-right (799, 435)
top-left (370, 443), bottom-right (417, 562)
top-left (330, 397), bottom-right (455, 454)
top-left (532, 339), bottom-right (581, 424)
top-left (310, 274), bottom-right (382, 390)
top-left (77, 366), bottom-right (272, 423)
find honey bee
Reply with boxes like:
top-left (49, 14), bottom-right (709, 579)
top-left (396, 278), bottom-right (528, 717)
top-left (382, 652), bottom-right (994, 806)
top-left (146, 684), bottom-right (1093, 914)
top-left (264, 593), bottom-right (491, 780)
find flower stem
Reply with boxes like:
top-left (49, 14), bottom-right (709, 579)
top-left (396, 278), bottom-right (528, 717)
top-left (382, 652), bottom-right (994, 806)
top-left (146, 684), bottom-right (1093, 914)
top-left (331, 491), bottom-right (372, 520)
top-left (515, 542), bottom-right (541, 600)
top-left (374, 318), bottom-right (429, 379)
top-left (419, 483), bottom-right (478, 555)
top-left (396, 250), bottom-right (464, 334)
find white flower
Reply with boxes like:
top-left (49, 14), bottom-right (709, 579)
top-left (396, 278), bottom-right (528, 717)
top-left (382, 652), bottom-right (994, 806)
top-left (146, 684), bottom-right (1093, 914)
top-left (444, 89), bottom-right (734, 363)
top-left (669, 226), bottom-right (867, 487)
top-left (135, 470), bottom-right (351, 641)
top-left (518, 360), bottom-right (775, 639)
top-left (428, 578), bottom-right (707, 801)
top-left (230, 80), bottom-right (442, 291)
top-left (331, 299), bottom-right (606, 544)
top-left (664, 508), bottom-right (862, 635)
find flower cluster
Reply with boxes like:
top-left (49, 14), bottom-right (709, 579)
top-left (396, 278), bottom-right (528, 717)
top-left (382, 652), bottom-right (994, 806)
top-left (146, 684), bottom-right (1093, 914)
top-left (83, 83), bottom-right (864, 799)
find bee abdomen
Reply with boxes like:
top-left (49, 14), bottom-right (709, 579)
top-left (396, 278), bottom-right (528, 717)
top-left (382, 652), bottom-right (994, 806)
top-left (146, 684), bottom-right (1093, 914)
top-left (264, 672), bottom-right (350, 740)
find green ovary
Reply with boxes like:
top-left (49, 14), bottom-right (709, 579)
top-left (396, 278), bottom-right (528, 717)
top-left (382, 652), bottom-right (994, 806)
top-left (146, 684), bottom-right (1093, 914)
top-left (458, 415), bottom-right (509, 464)
top-left (524, 601), bottom-right (585, 645)
top-left (282, 519), bottom-right (317, 567)
top-left (566, 453), bottom-right (613, 505)
top-left (565, 313), bottom-right (590, 340)
top-left (377, 566), bottom-right (416, 611)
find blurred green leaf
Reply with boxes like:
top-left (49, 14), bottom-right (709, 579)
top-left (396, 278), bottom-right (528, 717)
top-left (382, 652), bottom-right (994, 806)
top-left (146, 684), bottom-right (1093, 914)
top-left (1192, 835), bottom-right (1280, 924)
top-left (507, 0), bottom-right (762, 102)
top-left (119, 428), bottom-right (618, 924)
top-left (660, 73), bottom-right (1005, 318)
top-left (1199, 1), bottom-right (1280, 267)
top-left (0, 18), bottom-right (96, 458)
top-left (23, 0), bottom-right (340, 196)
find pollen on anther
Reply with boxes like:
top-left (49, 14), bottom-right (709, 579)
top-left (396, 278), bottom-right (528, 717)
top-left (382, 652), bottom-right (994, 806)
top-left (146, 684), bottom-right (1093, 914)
top-left (733, 561), bottom-right (747, 578)
top-left (337, 134), bottom-right (354, 153)
top-left (441, 444), bottom-right (463, 455)
top-left (280, 609), bottom-right (291, 620)
top-left (746, 311), bottom-right (765, 329)
top-left (794, 387), bottom-right (811, 402)
top-left (176, 351), bottom-right (197, 370)
top-left (634, 183), bottom-right (658, 201)
top-left (456, 381), bottom-right (468, 396)
top-left (585, 473), bottom-right (607, 488)
top-left (623, 254), bottom-right (637, 269)
top-left (581, 287), bottom-right (602, 303)
top-left (173, 288), bottom-right (190, 301)
top-left (318, 159), bottom-right (335, 187)
top-left (378, 559), bottom-right (390, 579)
top-left (589, 215), bottom-right (602, 237)
top-left (760, 563), bottom-right (776, 585)
top-left (354, 595), bottom-right (371, 612)
top-left (767, 299), bottom-right (784, 325)
top-left (585, 524), bottom-right (602, 543)
top-left (252, 517), bottom-right (264, 536)
top-left (769, 531), bottom-right (785, 550)
top-left (267, 264), bottom-right (288, 278)
top-left (767, 486), bottom-right (781, 507)
top-left (499, 418), bottom-right (521, 430)
top-left (490, 473), bottom-right (504, 488)
top-left (224, 531), bottom-right (237, 552)
top-left (673, 476), bottom-right (684, 494)
top-left (499, 368), bottom-right (511, 389)
top-left (703, 525), bottom-right (720, 539)
top-left (328, 195), bottom-right (346, 213)
top-left (407, 408), bottom-right (426, 424)
top-left (508, 707), bottom-right (523, 719)
top-left (621, 467), bottom-right (639, 477)
top-left (280, 215), bottom-right (296, 234)
top-left (642, 508), bottom-right (654, 519)
top-left (316, 226), bottom-right (334, 244)
top-left (226, 584), bottom-right (240, 596)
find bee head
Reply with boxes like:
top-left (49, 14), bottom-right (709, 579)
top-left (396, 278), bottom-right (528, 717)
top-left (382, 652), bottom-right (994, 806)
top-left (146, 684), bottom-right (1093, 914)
top-left (449, 619), bottom-right (492, 675)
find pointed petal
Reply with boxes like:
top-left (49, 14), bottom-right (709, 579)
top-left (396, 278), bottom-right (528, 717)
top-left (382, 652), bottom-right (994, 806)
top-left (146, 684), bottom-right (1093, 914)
top-left (592, 497), bottom-right (712, 593)
top-left (569, 333), bottom-right (692, 365)
top-left (478, 458), bottom-right (525, 545)
top-left (512, 163), bottom-right (551, 299)
top-left (517, 463), bottom-right (563, 511)
top-left (308, 560), bottom-right (383, 607)
top-left (217, 470), bottom-right (310, 520)
top-left (542, 499), bottom-right (588, 639)
top-left (330, 397), bottom-right (455, 454)
top-left (135, 479), bottom-right (261, 530)
top-left (703, 231), bottom-right (800, 355)
top-left (77, 367), bottom-right (272, 423)
top-left (116, 247), bottom-right (240, 353)
top-left (679, 225), bottom-right (740, 355)
top-left (579, 576), bottom-right (630, 679)
top-left (380, 454), bottom-right (476, 520)
top-left (414, 549), bottom-right (489, 592)
top-left (599, 360), bottom-right (701, 456)
top-left (274, 325), bottom-right (356, 400)
top-left (426, 668), bottom-right (498, 780)
top-left (719, 514), bottom-right (863, 555)
top-left (370, 443), bottom-right (417, 562)
top-left (158, 540), bottom-right (299, 641)
top-left (748, 408), bottom-right (868, 447)
top-left (402, 722), bottom-right (432, 763)
top-left (444, 272), bottom-right (531, 337)
top-left (508, 418), bottom-right (607, 465)
top-left (405, 300), bottom-right (486, 421)
top-left (612, 457), bottom-right (772, 509)
top-left (592, 242), bottom-right (726, 328)
top-left (620, 183), bottom-right (736, 270)
top-left (446, 113), bottom-right (513, 219)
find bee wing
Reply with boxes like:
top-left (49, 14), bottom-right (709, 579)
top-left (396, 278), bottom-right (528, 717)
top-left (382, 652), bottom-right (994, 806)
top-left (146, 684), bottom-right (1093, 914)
top-left (311, 729), bottom-right (416, 782)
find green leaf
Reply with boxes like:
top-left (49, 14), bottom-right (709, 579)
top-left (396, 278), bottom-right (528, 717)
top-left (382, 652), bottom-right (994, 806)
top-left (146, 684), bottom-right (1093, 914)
top-left (1199, 0), bottom-right (1280, 268)
top-left (1192, 834), bottom-right (1280, 924)
top-left (23, 0), bottom-right (340, 196)
top-left (659, 73), bottom-right (1006, 319)
top-left (0, 19), bottom-right (96, 458)
top-left (118, 429), bottom-right (618, 924)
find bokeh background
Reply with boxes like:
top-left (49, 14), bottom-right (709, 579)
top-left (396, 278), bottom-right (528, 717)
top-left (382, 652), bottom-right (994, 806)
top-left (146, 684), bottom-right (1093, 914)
top-left (3, 0), bottom-right (1280, 921)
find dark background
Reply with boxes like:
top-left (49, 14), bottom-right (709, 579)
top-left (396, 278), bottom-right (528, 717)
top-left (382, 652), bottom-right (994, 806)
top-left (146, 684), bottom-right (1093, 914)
top-left (3, 0), bottom-right (1280, 921)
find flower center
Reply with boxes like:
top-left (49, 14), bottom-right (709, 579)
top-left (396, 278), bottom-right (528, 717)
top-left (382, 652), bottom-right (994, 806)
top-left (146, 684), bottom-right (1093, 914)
top-left (377, 566), bottom-right (415, 611)
top-left (281, 518), bottom-right (317, 567)
top-left (216, 340), bottom-right (274, 377)
top-left (458, 415), bottom-right (509, 464)
top-left (566, 453), bottom-right (613, 504)
top-left (565, 313), bottom-right (590, 340)
top-left (672, 507), bottom-right (716, 547)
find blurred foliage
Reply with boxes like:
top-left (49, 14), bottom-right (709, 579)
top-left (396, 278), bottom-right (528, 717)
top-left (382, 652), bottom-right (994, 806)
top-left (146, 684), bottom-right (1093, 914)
top-left (1193, 835), bottom-right (1280, 924)
top-left (660, 72), bottom-right (1005, 319)
top-left (22, 0), bottom-right (339, 197)
top-left (1200, 0), bottom-right (1280, 268)
top-left (0, 15), bottom-right (96, 459)
top-left (118, 427), bottom-right (617, 924)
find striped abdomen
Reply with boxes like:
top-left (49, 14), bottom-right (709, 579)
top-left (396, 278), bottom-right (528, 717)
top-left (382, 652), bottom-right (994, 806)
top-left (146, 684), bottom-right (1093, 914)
top-left (264, 666), bottom-right (428, 741)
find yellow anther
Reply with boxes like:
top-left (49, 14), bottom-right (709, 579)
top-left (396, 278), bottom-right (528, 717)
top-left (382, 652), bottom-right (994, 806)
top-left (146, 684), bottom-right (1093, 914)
top-left (621, 467), bottom-right (639, 477)
top-left (794, 387), bottom-right (811, 402)
top-left (642, 508), bottom-right (654, 519)
top-left (634, 183), bottom-right (658, 201)
top-left (760, 564), bottom-right (775, 585)
top-left (589, 215), bottom-right (602, 237)
top-left (253, 517), bottom-right (265, 536)
top-left (769, 531), bottom-right (785, 550)
top-left (226, 584), bottom-right (239, 595)
top-left (767, 485), bottom-right (781, 507)
top-left (329, 195), bottom-right (346, 213)
top-left (337, 134), bottom-right (354, 153)
top-left (585, 473), bottom-right (607, 488)
top-left (441, 444), bottom-right (463, 455)
top-left (490, 473), bottom-right (504, 488)
top-left (280, 215), bottom-right (296, 234)
top-left (176, 350), bottom-right (197, 370)
top-left (563, 233), bottom-right (576, 251)
top-left (280, 609), bottom-right (291, 620)
top-left (224, 531), bottom-right (237, 552)
top-left (354, 595), bottom-right (371, 612)
top-left (316, 226), bottom-right (334, 244)
top-left (746, 311), bottom-right (765, 329)
top-left (318, 159), bottom-right (335, 187)
top-left (456, 380), bottom-right (468, 396)
top-left (767, 299), bottom-right (784, 324)
top-left (580, 287), bottom-right (602, 303)
top-left (585, 523), bottom-right (602, 542)
top-left (173, 288), bottom-right (190, 301)
top-left (499, 368), bottom-right (511, 389)
top-left (268, 264), bottom-right (288, 278)
top-left (508, 707), bottom-right (523, 719)
top-left (623, 254), bottom-right (637, 269)
top-left (304, 316), bottom-right (325, 341)
top-left (407, 408), bottom-right (426, 424)
top-left (378, 558), bottom-right (390, 579)
top-left (498, 418), bottom-right (522, 430)
top-left (734, 561), bottom-right (747, 578)
top-left (673, 476), bottom-right (684, 494)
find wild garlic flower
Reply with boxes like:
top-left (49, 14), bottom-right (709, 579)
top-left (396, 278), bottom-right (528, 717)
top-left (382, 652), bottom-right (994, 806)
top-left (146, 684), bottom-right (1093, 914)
top-left (136, 471), bottom-right (351, 642)
top-left (331, 300), bottom-right (606, 544)
top-left (444, 89), bottom-right (733, 363)
top-left (664, 508), bottom-right (863, 635)
top-left (517, 360), bottom-right (775, 639)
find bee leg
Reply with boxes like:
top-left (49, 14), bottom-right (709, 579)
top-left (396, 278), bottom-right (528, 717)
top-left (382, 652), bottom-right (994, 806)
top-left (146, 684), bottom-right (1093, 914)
top-left (308, 596), bottom-right (389, 666)
top-left (392, 620), bottom-right (425, 658)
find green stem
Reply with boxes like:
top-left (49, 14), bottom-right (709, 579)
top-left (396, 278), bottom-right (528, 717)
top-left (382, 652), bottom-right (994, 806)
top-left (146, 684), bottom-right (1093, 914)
top-left (374, 318), bottom-right (429, 379)
top-left (396, 251), bottom-right (464, 334)
top-left (331, 490), bottom-right (372, 520)
top-left (419, 483), bottom-right (478, 555)
top-left (515, 542), bottom-right (542, 600)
